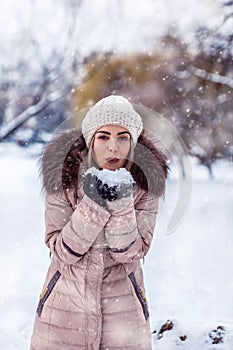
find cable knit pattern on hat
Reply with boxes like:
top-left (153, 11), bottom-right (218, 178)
top-left (81, 95), bottom-right (143, 147)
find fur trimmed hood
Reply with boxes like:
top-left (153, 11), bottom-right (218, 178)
top-left (39, 128), bottom-right (168, 198)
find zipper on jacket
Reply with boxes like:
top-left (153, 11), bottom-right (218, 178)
top-left (37, 270), bottom-right (61, 317)
top-left (128, 272), bottom-right (149, 321)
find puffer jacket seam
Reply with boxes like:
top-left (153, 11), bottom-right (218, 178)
top-left (96, 252), bottom-right (104, 346)
top-left (35, 333), bottom-right (86, 347)
top-left (102, 309), bottom-right (136, 316)
top-left (46, 296), bottom-right (52, 350)
top-left (48, 279), bottom-right (61, 349)
top-left (84, 252), bottom-right (89, 348)
top-left (126, 270), bottom-right (141, 337)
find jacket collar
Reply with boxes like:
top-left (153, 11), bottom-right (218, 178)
top-left (40, 128), bottom-right (168, 198)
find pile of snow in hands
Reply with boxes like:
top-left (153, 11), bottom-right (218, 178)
top-left (84, 167), bottom-right (135, 187)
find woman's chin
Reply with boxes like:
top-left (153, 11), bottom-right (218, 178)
top-left (100, 162), bottom-right (121, 171)
top-left (103, 165), bottom-right (118, 171)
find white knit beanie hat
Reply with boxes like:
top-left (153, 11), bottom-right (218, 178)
top-left (81, 95), bottom-right (143, 147)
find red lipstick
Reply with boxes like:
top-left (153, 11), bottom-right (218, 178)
top-left (106, 158), bottom-right (119, 164)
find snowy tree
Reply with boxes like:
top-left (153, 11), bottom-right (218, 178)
top-left (73, 25), bottom-right (232, 175)
top-left (177, 0), bottom-right (233, 173)
top-left (0, 0), bottom-right (82, 144)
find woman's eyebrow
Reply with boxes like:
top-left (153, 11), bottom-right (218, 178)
top-left (117, 131), bottom-right (130, 136)
top-left (96, 131), bottom-right (130, 136)
top-left (96, 131), bottom-right (111, 135)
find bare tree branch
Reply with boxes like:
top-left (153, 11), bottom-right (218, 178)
top-left (222, 0), bottom-right (233, 6)
top-left (0, 90), bottom-right (64, 142)
top-left (190, 66), bottom-right (233, 89)
top-left (0, 0), bottom-right (83, 142)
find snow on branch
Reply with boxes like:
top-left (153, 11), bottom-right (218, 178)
top-left (190, 66), bottom-right (233, 89)
top-left (222, 0), bottom-right (233, 6)
top-left (0, 91), bottom-right (63, 142)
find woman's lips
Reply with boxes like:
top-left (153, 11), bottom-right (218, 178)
top-left (106, 158), bottom-right (119, 164)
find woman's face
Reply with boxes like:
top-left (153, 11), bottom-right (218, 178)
top-left (92, 125), bottom-right (131, 170)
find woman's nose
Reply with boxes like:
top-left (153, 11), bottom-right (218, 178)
top-left (107, 139), bottom-right (118, 152)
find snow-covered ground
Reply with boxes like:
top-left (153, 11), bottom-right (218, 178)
top-left (0, 143), bottom-right (232, 349)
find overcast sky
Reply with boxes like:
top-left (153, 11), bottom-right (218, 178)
top-left (0, 0), bottom-right (225, 59)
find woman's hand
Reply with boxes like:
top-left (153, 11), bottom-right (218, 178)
top-left (83, 167), bottom-right (135, 205)
top-left (106, 182), bottom-right (135, 201)
top-left (82, 172), bottom-right (107, 208)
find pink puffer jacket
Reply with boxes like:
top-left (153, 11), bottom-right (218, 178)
top-left (30, 129), bottom-right (168, 350)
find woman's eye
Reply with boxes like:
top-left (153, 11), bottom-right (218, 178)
top-left (118, 136), bottom-right (129, 141)
top-left (98, 135), bottom-right (109, 140)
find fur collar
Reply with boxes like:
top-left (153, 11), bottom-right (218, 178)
top-left (39, 128), bottom-right (168, 198)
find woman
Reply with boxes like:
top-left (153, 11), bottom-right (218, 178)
top-left (30, 95), bottom-right (168, 350)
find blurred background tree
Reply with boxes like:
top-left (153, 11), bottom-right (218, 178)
top-left (0, 0), bottom-right (232, 175)
top-left (0, 0), bottom-right (82, 144)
